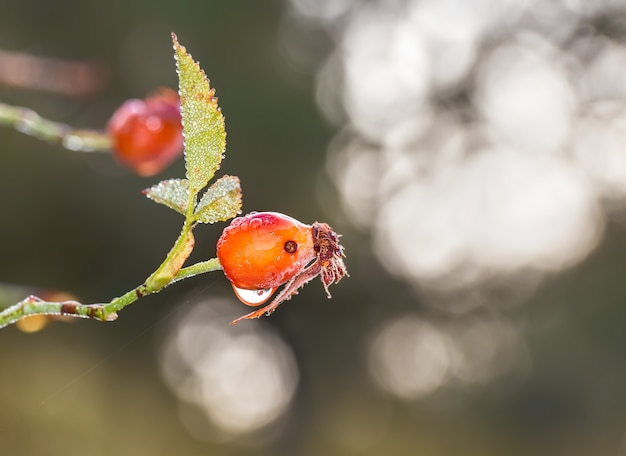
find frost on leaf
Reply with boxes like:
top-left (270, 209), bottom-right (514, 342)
top-left (143, 179), bottom-right (190, 215)
top-left (194, 175), bottom-right (242, 224)
top-left (172, 33), bottom-right (226, 196)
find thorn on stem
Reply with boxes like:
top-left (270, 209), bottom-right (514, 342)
top-left (60, 301), bottom-right (80, 315)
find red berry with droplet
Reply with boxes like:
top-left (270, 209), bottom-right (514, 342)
top-left (217, 212), bottom-right (316, 292)
top-left (108, 88), bottom-right (183, 176)
top-left (216, 211), bottom-right (348, 324)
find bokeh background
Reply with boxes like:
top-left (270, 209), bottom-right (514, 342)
top-left (3, 0), bottom-right (626, 455)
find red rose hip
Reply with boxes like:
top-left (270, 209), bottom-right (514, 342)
top-left (216, 212), bottom-right (347, 324)
top-left (108, 88), bottom-right (183, 176)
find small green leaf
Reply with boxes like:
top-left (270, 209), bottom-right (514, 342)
top-left (142, 179), bottom-right (190, 215)
top-left (194, 175), bottom-right (242, 224)
top-left (172, 33), bottom-right (226, 196)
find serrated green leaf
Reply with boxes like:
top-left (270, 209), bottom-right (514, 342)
top-left (193, 175), bottom-right (242, 224)
top-left (142, 179), bottom-right (190, 215)
top-left (172, 33), bottom-right (226, 196)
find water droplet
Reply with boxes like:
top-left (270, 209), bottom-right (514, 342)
top-left (232, 285), bottom-right (275, 306)
top-left (63, 135), bottom-right (84, 151)
top-left (145, 115), bottom-right (164, 132)
top-left (249, 217), bottom-right (263, 230)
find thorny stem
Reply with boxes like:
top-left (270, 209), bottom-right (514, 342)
top-left (0, 253), bottom-right (223, 329)
top-left (0, 102), bottom-right (112, 152)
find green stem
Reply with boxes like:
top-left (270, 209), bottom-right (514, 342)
top-left (0, 102), bottom-right (112, 152)
top-left (173, 258), bottom-right (222, 283)
top-left (0, 257), bottom-right (223, 330)
top-left (0, 296), bottom-right (114, 329)
top-left (144, 222), bottom-right (195, 290)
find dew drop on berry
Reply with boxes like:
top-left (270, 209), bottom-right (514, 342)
top-left (249, 217), bottom-right (263, 230)
top-left (145, 115), bottom-right (163, 132)
top-left (232, 285), bottom-right (276, 307)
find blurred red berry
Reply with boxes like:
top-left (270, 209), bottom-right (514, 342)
top-left (216, 211), bottom-right (348, 324)
top-left (108, 88), bottom-right (183, 176)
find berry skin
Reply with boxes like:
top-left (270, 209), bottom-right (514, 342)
top-left (216, 212), bottom-right (348, 324)
top-left (107, 88), bottom-right (183, 176)
top-left (217, 212), bottom-right (316, 291)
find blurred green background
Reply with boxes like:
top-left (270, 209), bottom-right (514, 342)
top-left (3, 1), bottom-right (626, 455)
